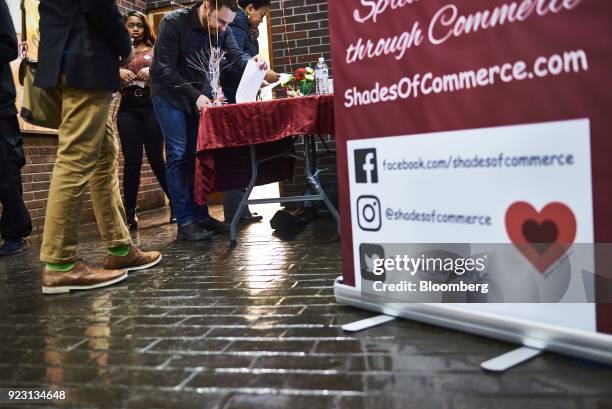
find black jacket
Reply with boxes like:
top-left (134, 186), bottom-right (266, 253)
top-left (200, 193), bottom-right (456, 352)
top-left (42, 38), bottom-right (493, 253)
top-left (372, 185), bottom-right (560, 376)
top-left (0, 1), bottom-right (18, 118)
top-left (221, 10), bottom-right (258, 104)
top-left (34, 0), bottom-right (131, 91)
top-left (150, 2), bottom-right (250, 114)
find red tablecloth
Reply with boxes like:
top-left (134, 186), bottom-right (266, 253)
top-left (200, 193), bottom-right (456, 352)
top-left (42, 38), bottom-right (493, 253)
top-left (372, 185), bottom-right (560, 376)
top-left (195, 95), bottom-right (334, 205)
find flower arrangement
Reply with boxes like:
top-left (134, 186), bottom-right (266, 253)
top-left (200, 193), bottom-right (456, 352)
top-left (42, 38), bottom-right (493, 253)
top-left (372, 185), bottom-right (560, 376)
top-left (281, 67), bottom-right (315, 97)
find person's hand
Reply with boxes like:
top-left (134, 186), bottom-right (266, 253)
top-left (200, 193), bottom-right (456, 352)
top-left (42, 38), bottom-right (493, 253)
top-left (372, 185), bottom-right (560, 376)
top-left (196, 95), bottom-right (212, 111)
top-left (136, 67), bottom-right (150, 81)
top-left (120, 68), bottom-right (137, 86)
top-left (264, 69), bottom-right (280, 83)
top-left (252, 56), bottom-right (268, 71)
top-left (120, 49), bottom-right (134, 67)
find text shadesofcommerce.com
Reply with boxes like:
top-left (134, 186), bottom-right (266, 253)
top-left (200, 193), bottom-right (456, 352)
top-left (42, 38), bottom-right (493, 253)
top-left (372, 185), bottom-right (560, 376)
top-left (344, 50), bottom-right (589, 108)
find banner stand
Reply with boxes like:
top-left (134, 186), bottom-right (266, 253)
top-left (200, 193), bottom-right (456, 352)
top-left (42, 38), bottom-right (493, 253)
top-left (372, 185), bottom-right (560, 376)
top-left (329, 1), bottom-right (612, 372)
top-left (334, 278), bottom-right (612, 368)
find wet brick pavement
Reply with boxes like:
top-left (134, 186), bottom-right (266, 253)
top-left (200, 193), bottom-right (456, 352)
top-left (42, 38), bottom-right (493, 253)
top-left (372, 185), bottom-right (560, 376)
top-left (1, 206), bottom-right (611, 409)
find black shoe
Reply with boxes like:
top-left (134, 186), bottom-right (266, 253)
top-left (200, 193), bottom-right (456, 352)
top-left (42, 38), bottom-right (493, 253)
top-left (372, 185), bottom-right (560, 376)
top-left (198, 217), bottom-right (230, 233)
top-left (242, 213), bottom-right (263, 223)
top-left (224, 214), bottom-right (264, 225)
top-left (177, 222), bottom-right (214, 241)
top-left (0, 238), bottom-right (30, 257)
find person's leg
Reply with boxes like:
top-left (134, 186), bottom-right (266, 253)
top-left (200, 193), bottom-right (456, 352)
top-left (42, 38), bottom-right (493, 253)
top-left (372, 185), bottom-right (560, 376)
top-left (223, 189), bottom-right (253, 221)
top-left (141, 109), bottom-right (169, 197)
top-left (152, 98), bottom-right (211, 241)
top-left (88, 116), bottom-right (133, 248)
top-left (152, 96), bottom-right (194, 225)
top-left (85, 112), bottom-right (161, 277)
top-left (0, 115), bottom-right (32, 252)
top-left (116, 108), bottom-right (144, 225)
top-left (184, 114), bottom-right (209, 221)
top-left (40, 84), bottom-right (127, 264)
top-left (185, 115), bottom-right (229, 233)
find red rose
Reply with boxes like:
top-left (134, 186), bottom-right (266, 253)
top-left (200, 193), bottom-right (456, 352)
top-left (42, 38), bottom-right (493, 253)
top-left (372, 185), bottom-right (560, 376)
top-left (294, 68), bottom-right (306, 81)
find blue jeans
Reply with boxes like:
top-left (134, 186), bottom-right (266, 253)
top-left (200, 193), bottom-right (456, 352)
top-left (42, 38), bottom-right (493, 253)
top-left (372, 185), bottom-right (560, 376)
top-left (152, 96), bottom-right (209, 225)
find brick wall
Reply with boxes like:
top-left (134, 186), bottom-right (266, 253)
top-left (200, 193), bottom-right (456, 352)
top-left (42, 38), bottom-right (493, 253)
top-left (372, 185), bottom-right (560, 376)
top-left (146, 0), bottom-right (192, 10)
top-left (269, 0), bottom-right (331, 75)
top-left (268, 0), bottom-right (337, 209)
top-left (117, 0), bottom-right (146, 14)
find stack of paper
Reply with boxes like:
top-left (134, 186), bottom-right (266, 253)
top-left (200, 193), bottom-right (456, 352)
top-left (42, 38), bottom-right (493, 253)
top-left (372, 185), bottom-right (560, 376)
top-left (235, 59), bottom-right (267, 103)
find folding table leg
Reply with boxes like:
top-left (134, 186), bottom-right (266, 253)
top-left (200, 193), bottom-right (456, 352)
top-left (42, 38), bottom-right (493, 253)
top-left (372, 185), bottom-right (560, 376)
top-left (230, 145), bottom-right (258, 246)
top-left (304, 135), bottom-right (340, 233)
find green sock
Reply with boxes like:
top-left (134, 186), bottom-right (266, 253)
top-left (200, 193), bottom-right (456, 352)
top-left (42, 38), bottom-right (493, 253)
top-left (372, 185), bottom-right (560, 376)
top-left (108, 244), bottom-right (131, 257)
top-left (46, 262), bottom-right (76, 272)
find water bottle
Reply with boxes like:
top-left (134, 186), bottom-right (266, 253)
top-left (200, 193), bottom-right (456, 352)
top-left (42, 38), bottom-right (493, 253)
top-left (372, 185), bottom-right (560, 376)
top-left (315, 57), bottom-right (329, 95)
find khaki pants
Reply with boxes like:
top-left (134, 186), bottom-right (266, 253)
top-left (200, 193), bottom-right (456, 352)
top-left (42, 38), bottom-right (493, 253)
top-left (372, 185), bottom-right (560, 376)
top-left (40, 79), bottom-right (131, 264)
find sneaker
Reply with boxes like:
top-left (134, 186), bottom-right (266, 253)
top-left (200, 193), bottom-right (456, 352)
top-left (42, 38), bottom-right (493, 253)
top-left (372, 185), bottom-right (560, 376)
top-left (0, 238), bottom-right (30, 257)
top-left (103, 244), bottom-right (162, 272)
top-left (177, 221), bottom-right (214, 241)
top-left (42, 261), bottom-right (127, 295)
top-left (198, 217), bottom-right (230, 233)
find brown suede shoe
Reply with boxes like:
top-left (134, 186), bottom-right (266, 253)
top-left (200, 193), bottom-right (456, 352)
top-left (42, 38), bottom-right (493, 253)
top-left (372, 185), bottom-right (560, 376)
top-left (103, 244), bottom-right (162, 272)
top-left (42, 261), bottom-right (127, 295)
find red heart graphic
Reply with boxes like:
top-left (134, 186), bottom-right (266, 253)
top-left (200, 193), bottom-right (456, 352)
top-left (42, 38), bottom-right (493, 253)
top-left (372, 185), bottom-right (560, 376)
top-left (505, 202), bottom-right (577, 273)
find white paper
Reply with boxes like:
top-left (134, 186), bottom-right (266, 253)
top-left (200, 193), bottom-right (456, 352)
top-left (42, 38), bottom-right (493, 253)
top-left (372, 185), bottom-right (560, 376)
top-left (131, 80), bottom-right (146, 88)
top-left (235, 59), bottom-right (267, 103)
top-left (260, 73), bottom-right (292, 100)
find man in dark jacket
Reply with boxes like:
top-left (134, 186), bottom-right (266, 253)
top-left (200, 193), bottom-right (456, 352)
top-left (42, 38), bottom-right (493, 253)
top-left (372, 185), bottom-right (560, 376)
top-left (35, 0), bottom-right (162, 295)
top-left (0, 0), bottom-right (32, 256)
top-left (150, 0), bottom-right (268, 241)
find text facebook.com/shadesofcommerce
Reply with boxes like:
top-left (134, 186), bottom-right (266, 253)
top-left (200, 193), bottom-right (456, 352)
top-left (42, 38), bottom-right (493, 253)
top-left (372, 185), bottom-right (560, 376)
top-left (355, 148), bottom-right (576, 183)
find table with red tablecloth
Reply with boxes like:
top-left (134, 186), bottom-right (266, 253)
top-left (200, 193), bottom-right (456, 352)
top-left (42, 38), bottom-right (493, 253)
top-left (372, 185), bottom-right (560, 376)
top-left (194, 94), bottom-right (338, 244)
top-left (195, 94), bottom-right (335, 205)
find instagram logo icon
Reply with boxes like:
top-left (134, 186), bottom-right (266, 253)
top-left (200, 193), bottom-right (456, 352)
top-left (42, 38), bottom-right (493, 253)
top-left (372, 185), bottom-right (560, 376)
top-left (357, 196), bottom-right (382, 231)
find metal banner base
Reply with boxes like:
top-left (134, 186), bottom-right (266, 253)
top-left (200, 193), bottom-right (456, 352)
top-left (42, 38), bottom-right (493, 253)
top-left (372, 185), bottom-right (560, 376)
top-left (342, 315), bottom-right (396, 332)
top-left (334, 277), bottom-right (612, 368)
top-left (481, 347), bottom-right (543, 372)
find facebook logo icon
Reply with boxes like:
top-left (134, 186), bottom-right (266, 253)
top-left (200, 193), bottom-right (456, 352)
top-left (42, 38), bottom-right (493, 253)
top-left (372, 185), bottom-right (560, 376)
top-left (354, 149), bottom-right (378, 183)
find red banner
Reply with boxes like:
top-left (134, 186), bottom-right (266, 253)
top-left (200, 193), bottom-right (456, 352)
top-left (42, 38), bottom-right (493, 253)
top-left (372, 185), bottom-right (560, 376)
top-left (329, 1), bottom-right (612, 332)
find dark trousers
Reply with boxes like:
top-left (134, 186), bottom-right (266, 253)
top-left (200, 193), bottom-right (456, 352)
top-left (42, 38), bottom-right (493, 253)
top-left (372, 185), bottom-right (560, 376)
top-left (0, 115), bottom-right (32, 240)
top-left (116, 99), bottom-right (169, 213)
top-left (152, 96), bottom-right (209, 225)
